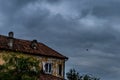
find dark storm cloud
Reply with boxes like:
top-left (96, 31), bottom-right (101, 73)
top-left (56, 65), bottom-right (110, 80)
top-left (0, 0), bottom-right (41, 33)
top-left (45, 0), bottom-right (62, 4)
top-left (0, 0), bottom-right (120, 80)
top-left (0, 0), bottom-right (38, 15)
top-left (92, 1), bottom-right (120, 18)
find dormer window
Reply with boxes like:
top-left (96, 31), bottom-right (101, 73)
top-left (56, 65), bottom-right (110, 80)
top-left (31, 40), bottom-right (37, 49)
top-left (43, 62), bottom-right (52, 74)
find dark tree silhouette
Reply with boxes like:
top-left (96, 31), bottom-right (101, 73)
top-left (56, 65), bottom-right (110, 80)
top-left (66, 69), bottom-right (100, 80)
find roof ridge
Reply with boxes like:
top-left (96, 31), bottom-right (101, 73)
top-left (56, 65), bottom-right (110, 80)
top-left (0, 34), bottom-right (68, 59)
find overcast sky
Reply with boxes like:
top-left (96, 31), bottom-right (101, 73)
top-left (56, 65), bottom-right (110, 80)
top-left (0, 0), bottom-right (120, 80)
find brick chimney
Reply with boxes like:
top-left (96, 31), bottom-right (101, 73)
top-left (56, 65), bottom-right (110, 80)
top-left (8, 31), bottom-right (14, 49)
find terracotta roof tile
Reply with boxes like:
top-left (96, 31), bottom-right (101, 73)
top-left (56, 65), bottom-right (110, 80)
top-left (0, 35), bottom-right (68, 59)
top-left (39, 74), bottom-right (64, 80)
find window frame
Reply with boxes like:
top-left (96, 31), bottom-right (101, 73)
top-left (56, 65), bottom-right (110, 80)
top-left (58, 64), bottom-right (63, 76)
top-left (43, 62), bottom-right (53, 74)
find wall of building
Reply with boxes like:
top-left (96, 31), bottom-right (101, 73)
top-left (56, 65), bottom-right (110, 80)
top-left (0, 50), bottom-right (65, 78)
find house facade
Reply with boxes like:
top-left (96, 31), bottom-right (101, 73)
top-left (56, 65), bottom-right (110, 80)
top-left (0, 32), bottom-right (68, 80)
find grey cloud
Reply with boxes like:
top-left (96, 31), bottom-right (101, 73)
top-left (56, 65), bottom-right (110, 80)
top-left (0, 0), bottom-right (38, 15)
top-left (70, 48), bottom-right (120, 79)
top-left (0, 0), bottom-right (120, 80)
top-left (65, 0), bottom-right (120, 19)
top-left (45, 0), bottom-right (62, 4)
top-left (92, 4), bottom-right (120, 18)
top-left (82, 0), bottom-right (120, 18)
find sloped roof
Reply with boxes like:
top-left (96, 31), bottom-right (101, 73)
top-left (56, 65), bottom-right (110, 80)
top-left (39, 74), bottom-right (64, 80)
top-left (0, 34), bottom-right (68, 59)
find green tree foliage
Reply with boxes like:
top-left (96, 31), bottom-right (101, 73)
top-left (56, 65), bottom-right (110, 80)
top-left (66, 69), bottom-right (100, 80)
top-left (0, 54), bottom-right (40, 80)
top-left (66, 69), bottom-right (80, 80)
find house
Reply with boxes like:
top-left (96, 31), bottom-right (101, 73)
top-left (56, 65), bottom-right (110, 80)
top-left (0, 32), bottom-right (68, 80)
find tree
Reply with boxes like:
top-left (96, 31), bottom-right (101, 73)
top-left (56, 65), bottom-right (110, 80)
top-left (66, 69), bottom-right (100, 80)
top-left (0, 54), bottom-right (41, 80)
top-left (66, 69), bottom-right (80, 80)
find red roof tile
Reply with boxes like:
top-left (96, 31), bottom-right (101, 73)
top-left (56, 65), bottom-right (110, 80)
top-left (39, 74), bottom-right (64, 80)
top-left (0, 35), bottom-right (68, 59)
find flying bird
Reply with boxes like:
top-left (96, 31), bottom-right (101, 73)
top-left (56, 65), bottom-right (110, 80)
top-left (86, 49), bottom-right (89, 51)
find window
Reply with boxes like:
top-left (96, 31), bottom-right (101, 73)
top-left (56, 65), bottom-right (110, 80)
top-left (44, 63), bottom-right (52, 74)
top-left (58, 64), bottom-right (62, 76)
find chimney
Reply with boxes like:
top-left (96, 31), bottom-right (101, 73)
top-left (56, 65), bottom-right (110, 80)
top-left (8, 31), bottom-right (14, 38)
top-left (8, 31), bottom-right (14, 49)
top-left (31, 40), bottom-right (37, 49)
